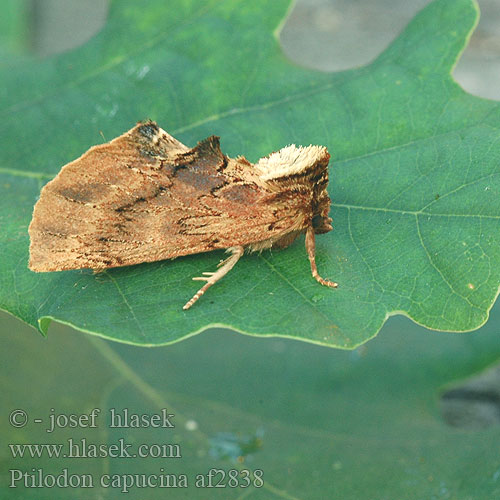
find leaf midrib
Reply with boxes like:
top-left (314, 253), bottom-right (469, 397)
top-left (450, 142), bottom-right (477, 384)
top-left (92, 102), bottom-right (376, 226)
top-left (333, 203), bottom-right (500, 219)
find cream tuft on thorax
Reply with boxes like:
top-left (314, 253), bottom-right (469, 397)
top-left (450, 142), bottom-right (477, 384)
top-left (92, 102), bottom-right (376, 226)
top-left (255, 144), bottom-right (328, 181)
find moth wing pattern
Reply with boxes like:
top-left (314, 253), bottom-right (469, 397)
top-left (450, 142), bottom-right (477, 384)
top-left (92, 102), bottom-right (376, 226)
top-left (28, 121), bottom-right (311, 273)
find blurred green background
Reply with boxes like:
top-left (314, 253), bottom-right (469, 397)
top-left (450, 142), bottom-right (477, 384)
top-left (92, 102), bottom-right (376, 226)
top-left (1, 1), bottom-right (500, 498)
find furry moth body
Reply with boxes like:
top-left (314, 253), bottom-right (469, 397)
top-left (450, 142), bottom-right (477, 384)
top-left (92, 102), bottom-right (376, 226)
top-left (28, 121), bottom-right (337, 309)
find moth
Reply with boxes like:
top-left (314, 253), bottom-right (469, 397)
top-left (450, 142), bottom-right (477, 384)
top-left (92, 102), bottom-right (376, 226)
top-left (29, 121), bottom-right (337, 309)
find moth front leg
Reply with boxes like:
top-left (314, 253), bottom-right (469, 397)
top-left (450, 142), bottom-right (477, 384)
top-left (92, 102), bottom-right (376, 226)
top-left (183, 246), bottom-right (245, 310)
top-left (305, 226), bottom-right (338, 288)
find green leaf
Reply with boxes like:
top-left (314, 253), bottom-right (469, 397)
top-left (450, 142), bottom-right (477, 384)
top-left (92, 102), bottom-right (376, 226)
top-left (0, 0), bottom-right (29, 58)
top-left (2, 310), bottom-right (500, 498)
top-left (1, 0), bottom-right (500, 347)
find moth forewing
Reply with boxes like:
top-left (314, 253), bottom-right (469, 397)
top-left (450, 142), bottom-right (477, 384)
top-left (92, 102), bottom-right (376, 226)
top-left (28, 121), bottom-right (337, 309)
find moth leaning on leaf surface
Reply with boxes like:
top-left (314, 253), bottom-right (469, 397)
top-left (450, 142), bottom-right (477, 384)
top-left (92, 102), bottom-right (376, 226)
top-left (28, 121), bottom-right (337, 309)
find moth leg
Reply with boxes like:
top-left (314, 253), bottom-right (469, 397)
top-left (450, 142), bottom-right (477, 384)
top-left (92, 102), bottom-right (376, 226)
top-left (183, 246), bottom-right (245, 310)
top-left (305, 226), bottom-right (338, 288)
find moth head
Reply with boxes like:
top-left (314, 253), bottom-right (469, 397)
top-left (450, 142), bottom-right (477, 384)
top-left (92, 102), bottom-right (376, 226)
top-left (256, 143), bottom-right (333, 234)
top-left (312, 186), bottom-right (332, 234)
top-left (309, 148), bottom-right (332, 235)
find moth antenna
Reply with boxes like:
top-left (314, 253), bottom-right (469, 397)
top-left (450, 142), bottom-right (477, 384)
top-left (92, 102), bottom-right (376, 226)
top-left (183, 246), bottom-right (244, 310)
top-left (192, 272), bottom-right (215, 281)
top-left (305, 226), bottom-right (338, 289)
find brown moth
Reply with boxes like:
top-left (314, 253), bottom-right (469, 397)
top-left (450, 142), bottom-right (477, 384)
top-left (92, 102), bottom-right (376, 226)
top-left (29, 121), bottom-right (337, 309)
